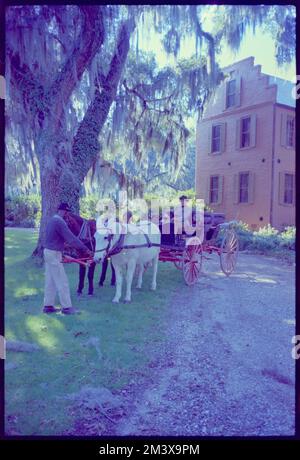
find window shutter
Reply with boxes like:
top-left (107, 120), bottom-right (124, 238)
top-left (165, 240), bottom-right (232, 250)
top-left (278, 172), bottom-right (285, 205)
top-left (236, 119), bottom-right (241, 149)
top-left (280, 114), bottom-right (287, 147)
top-left (293, 118), bottom-right (296, 147)
top-left (217, 175), bottom-right (224, 204)
top-left (223, 81), bottom-right (228, 110)
top-left (250, 114), bottom-right (257, 148)
top-left (220, 123), bottom-right (226, 152)
top-left (233, 174), bottom-right (239, 204)
top-left (248, 172), bottom-right (255, 204)
top-left (235, 75), bottom-right (242, 107)
top-left (292, 118), bottom-right (295, 148)
top-left (205, 176), bottom-right (211, 204)
top-left (292, 174), bottom-right (295, 205)
top-left (207, 125), bottom-right (212, 154)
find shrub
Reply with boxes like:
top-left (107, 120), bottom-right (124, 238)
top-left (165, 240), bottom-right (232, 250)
top-left (79, 195), bottom-right (100, 219)
top-left (216, 222), bottom-right (295, 255)
top-left (233, 221), bottom-right (253, 250)
top-left (5, 195), bottom-right (41, 228)
top-left (217, 221), bottom-right (252, 250)
top-left (278, 226), bottom-right (296, 250)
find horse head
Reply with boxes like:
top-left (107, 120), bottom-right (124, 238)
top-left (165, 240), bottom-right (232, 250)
top-left (64, 212), bottom-right (83, 237)
top-left (93, 217), bottom-right (121, 263)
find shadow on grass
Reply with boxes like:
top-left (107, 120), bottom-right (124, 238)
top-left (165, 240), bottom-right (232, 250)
top-left (5, 228), bottom-right (182, 435)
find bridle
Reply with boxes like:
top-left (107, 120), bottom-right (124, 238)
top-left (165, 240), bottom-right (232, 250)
top-left (94, 227), bottom-right (115, 257)
top-left (66, 212), bottom-right (96, 252)
top-left (78, 218), bottom-right (95, 251)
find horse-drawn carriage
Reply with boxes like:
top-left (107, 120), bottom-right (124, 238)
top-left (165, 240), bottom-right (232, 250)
top-left (159, 212), bottom-right (239, 285)
top-left (62, 210), bottom-right (239, 296)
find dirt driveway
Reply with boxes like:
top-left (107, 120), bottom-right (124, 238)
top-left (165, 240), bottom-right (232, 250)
top-left (112, 252), bottom-right (295, 436)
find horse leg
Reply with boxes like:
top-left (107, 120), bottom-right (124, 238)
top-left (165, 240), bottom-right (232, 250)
top-left (99, 257), bottom-right (108, 286)
top-left (111, 261), bottom-right (116, 286)
top-left (112, 263), bottom-right (122, 303)
top-left (77, 265), bottom-right (86, 295)
top-left (124, 260), bottom-right (136, 303)
top-left (136, 263), bottom-right (143, 289)
top-left (150, 253), bottom-right (159, 290)
top-left (88, 262), bottom-right (96, 296)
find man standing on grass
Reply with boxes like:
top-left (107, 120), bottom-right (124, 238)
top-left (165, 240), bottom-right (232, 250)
top-left (43, 202), bottom-right (93, 315)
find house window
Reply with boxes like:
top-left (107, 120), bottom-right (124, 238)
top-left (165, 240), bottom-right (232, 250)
top-left (210, 176), bottom-right (219, 203)
top-left (239, 173), bottom-right (249, 203)
top-left (241, 117), bottom-right (251, 148)
top-left (284, 173), bottom-right (294, 204)
top-left (226, 79), bottom-right (236, 108)
top-left (286, 116), bottom-right (295, 147)
top-left (211, 125), bottom-right (221, 153)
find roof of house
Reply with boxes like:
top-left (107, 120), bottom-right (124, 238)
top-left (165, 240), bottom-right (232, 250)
top-left (222, 57), bottom-right (295, 108)
top-left (267, 75), bottom-right (295, 108)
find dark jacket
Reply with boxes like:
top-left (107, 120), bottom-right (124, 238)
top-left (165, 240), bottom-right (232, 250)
top-left (44, 215), bottom-right (89, 253)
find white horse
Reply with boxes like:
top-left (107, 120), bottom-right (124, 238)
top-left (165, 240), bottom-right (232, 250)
top-left (94, 218), bottom-right (161, 303)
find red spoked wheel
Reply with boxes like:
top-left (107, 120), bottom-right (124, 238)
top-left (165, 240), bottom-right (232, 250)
top-left (220, 228), bottom-right (239, 276)
top-left (183, 237), bottom-right (203, 285)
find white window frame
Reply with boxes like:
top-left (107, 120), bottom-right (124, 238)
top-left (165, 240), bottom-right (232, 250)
top-left (210, 175), bottom-right (219, 204)
top-left (240, 116), bottom-right (251, 149)
top-left (239, 172), bottom-right (249, 203)
top-left (284, 173), bottom-right (294, 205)
top-left (286, 116), bottom-right (295, 148)
top-left (211, 124), bottom-right (221, 154)
top-left (226, 79), bottom-right (236, 109)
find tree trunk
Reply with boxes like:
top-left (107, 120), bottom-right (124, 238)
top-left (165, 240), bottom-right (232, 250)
top-left (59, 17), bottom-right (136, 208)
top-left (32, 167), bottom-right (61, 258)
top-left (32, 16), bottom-right (135, 258)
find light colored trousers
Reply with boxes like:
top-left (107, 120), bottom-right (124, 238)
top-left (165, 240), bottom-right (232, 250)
top-left (43, 248), bottom-right (72, 308)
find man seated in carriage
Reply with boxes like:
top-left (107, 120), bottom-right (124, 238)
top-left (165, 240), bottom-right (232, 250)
top-left (159, 196), bottom-right (199, 246)
top-left (173, 195), bottom-right (195, 241)
top-left (159, 209), bottom-right (175, 246)
top-left (174, 195), bottom-right (205, 243)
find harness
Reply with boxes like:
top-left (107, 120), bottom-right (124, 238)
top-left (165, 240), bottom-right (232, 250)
top-left (78, 219), bottom-right (95, 251)
top-left (95, 223), bottom-right (160, 258)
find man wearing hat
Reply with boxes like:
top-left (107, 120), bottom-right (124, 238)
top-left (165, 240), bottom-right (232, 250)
top-left (174, 195), bottom-right (193, 236)
top-left (43, 202), bottom-right (93, 315)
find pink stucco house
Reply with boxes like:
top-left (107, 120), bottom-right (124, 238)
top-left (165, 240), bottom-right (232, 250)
top-left (195, 56), bottom-right (295, 230)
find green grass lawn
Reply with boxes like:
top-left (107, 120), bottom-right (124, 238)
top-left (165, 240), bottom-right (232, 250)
top-left (5, 228), bottom-right (182, 435)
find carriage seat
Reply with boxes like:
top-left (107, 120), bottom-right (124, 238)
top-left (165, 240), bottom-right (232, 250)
top-left (204, 212), bottom-right (225, 226)
top-left (159, 221), bottom-right (175, 246)
top-left (204, 212), bottom-right (226, 241)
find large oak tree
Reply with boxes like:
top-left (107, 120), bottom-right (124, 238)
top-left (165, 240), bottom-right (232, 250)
top-left (6, 5), bottom-right (295, 256)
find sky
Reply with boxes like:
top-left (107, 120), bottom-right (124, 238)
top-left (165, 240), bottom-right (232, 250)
top-left (137, 7), bottom-right (296, 83)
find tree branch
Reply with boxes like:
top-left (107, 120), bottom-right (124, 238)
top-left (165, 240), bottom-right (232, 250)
top-left (123, 79), bottom-right (177, 105)
top-left (8, 7), bottom-right (106, 134)
top-left (165, 182), bottom-right (182, 191)
top-left (145, 172), bottom-right (168, 184)
top-left (48, 6), bottom-right (106, 129)
top-left (59, 17), bottom-right (136, 203)
top-left (7, 47), bottom-right (45, 114)
top-left (190, 5), bottom-right (216, 77)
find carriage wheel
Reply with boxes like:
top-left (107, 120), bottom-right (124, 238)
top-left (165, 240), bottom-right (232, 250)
top-left (174, 256), bottom-right (183, 270)
top-left (183, 237), bottom-right (203, 286)
top-left (220, 228), bottom-right (239, 276)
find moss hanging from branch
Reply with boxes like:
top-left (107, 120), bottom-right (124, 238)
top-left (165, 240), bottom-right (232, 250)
top-left (162, 27), bottom-right (180, 57)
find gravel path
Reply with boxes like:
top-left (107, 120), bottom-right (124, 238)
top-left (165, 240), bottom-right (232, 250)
top-left (113, 252), bottom-right (295, 436)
